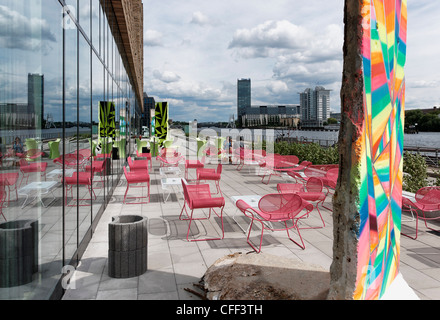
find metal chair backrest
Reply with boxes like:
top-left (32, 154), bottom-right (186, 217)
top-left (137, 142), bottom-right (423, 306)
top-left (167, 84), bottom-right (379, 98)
top-left (306, 177), bottom-right (323, 193)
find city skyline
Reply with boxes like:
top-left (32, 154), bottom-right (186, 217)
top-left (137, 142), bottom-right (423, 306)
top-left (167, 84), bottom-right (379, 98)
top-left (143, 1), bottom-right (440, 123)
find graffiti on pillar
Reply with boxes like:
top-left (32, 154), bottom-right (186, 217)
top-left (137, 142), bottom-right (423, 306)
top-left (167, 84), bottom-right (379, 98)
top-left (355, 0), bottom-right (407, 299)
top-left (155, 102), bottom-right (169, 145)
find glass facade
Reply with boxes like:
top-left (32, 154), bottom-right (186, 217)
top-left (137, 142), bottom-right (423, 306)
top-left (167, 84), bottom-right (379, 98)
top-left (0, 0), bottom-right (142, 299)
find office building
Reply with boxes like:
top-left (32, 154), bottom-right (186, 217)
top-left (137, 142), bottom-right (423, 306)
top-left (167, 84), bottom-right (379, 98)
top-left (237, 78), bottom-right (251, 126)
top-left (28, 73), bottom-right (44, 129)
top-left (241, 105), bottom-right (301, 127)
top-left (0, 0), bottom-right (143, 299)
top-left (299, 86), bottom-right (331, 127)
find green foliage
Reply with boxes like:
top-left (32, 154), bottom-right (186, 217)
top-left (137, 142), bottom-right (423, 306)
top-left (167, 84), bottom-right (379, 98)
top-left (273, 141), bottom-right (339, 165)
top-left (405, 109), bottom-right (440, 132)
top-left (403, 152), bottom-right (428, 192)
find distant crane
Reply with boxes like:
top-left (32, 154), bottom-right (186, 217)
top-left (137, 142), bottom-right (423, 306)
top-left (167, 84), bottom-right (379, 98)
top-left (45, 113), bottom-right (56, 128)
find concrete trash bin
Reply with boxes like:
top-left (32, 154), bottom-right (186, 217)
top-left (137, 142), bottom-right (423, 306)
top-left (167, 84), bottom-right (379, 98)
top-left (108, 215), bottom-right (148, 278)
top-left (0, 219), bottom-right (38, 287)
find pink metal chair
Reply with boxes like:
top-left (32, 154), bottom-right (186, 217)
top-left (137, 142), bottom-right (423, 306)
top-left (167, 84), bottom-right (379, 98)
top-left (156, 152), bottom-right (184, 167)
top-left (123, 166), bottom-right (150, 204)
top-left (185, 156), bottom-right (205, 181)
top-left (64, 170), bottom-right (96, 206)
top-left (261, 154), bottom-right (299, 184)
top-left (19, 159), bottom-right (47, 186)
top-left (128, 156), bottom-right (149, 172)
top-left (289, 160), bottom-right (312, 172)
top-left (402, 186), bottom-right (440, 239)
top-left (196, 163), bottom-right (222, 194)
top-left (277, 176), bottom-right (327, 228)
top-left (235, 193), bottom-right (314, 252)
top-left (179, 180), bottom-right (225, 242)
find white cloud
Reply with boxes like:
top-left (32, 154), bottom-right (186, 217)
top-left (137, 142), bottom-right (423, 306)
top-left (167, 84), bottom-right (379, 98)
top-left (144, 29), bottom-right (163, 47)
top-left (153, 70), bottom-right (181, 83)
top-left (190, 11), bottom-right (210, 26)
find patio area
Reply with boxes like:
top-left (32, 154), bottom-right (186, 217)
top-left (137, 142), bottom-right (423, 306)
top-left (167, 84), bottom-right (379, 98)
top-left (61, 149), bottom-right (440, 300)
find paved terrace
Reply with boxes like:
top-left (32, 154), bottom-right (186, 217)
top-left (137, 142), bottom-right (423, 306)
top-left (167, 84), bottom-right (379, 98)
top-left (62, 150), bottom-right (440, 300)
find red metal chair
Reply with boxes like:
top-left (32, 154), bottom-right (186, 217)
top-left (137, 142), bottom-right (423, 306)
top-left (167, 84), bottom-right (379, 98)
top-left (235, 193), bottom-right (314, 252)
top-left (402, 186), bottom-right (440, 240)
top-left (261, 154), bottom-right (299, 184)
top-left (156, 152), bottom-right (184, 167)
top-left (123, 166), bottom-right (150, 204)
top-left (179, 180), bottom-right (225, 242)
top-left (277, 177), bottom-right (327, 228)
top-left (185, 156), bottom-right (205, 181)
top-left (289, 160), bottom-right (312, 172)
top-left (64, 170), bottom-right (96, 206)
top-left (128, 156), bottom-right (149, 172)
top-left (196, 163), bottom-right (222, 194)
top-left (19, 159), bottom-right (47, 186)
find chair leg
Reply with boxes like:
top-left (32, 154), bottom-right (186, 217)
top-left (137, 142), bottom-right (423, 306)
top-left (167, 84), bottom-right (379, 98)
top-left (246, 219), bottom-right (264, 253)
top-left (401, 207), bottom-right (419, 240)
top-left (285, 220), bottom-right (306, 250)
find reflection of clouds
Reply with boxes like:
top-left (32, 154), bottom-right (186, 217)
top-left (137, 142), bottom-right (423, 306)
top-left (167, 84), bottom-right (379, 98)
top-left (0, 5), bottom-right (57, 54)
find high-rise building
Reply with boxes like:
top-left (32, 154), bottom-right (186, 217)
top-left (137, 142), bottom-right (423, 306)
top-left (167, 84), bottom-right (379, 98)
top-left (299, 86), bottom-right (331, 127)
top-left (237, 78), bottom-right (251, 126)
top-left (28, 73), bottom-right (44, 129)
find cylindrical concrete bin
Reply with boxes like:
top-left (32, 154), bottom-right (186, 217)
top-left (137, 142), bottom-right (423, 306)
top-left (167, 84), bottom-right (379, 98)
top-left (0, 219), bottom-right (38, 287)
top-left (108, 215), bottom-right (148, 278)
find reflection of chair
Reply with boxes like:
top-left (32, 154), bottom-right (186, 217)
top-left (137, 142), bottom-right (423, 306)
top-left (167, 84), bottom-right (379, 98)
top-left (163, 139), bottom-right (174, 149)
top-left (197, 163), bottom-right (222, 194)
top-left (136, 150), bottom-right (152, 169)
top-left (0, 182), bottom-right (6, 221)
top-left (19, 159), bottom-right (47, 186)
top-left (0, 172), bottom-right (19, 205)
top-left (127, 156), bottom-right (149, 172)
top-left (65, 171), bottom-right (96, 206)
top-left (123, 167), bottom-right (150, 204)
top-left (85, 158), bottom-right (106, 188)
top-left (402, 186), bottom-right (440, 240)
top-left (179, 180), bottom-right (225, 242)
top-left (88, 139), bottom-right (98, 157)
top-left (136, 138), bottom-right (149, 154)
top-left (277, 177), bottom-right (326, 229)
top-left (48, 139), bottom-right (61, 159)
top-left (25, 138), bottom-right (38, 153)
top-left (185, 156), bottom-right (205, 181)
top-left (26, 149), bottom-right (44, 162)
top-left (236, 193), bottom-right (314, 252)
top-left (196, 139), bottom-right (207, 158)
top-left (114, 139), bottom-right (126, 159)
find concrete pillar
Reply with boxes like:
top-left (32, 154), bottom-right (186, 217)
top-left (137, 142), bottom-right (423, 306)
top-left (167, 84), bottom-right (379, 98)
top-left (328, 0), bottom-right (407, 300)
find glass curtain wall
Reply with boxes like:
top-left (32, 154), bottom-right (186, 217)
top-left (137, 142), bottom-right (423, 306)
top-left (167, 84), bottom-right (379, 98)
top-left (0, 0), bottom-right (138, 299)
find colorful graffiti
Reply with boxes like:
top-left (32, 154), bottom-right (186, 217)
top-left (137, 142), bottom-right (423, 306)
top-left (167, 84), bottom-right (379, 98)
top-left (155, 102), bottom-right (169, 146)
top-left (355, 0), bottom-right (407, 299)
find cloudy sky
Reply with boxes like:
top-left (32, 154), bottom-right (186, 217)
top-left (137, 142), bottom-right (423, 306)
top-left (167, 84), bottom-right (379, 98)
top-left (143, 0), bottom-right (440, 123)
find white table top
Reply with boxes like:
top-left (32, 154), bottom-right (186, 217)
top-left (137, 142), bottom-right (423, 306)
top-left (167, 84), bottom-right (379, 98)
top-left (161, 177), bottom-right (185, 186)
top-left (160, 166), bottom-right (181, 175)
top-left (230, 195), bottom-right (262, 208)
top-left (19, 181), bottom-right (58, 193)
